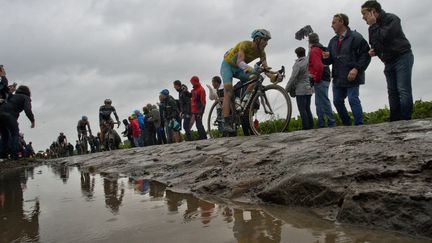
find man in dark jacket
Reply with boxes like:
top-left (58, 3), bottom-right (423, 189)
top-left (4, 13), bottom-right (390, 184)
top-left (159, 89), bottom-right (180, 143)
top-left (323, 13), bottom-right (371, 126)
top-left (361, 1), bottom-right (414, 121)
top-left (0, 85), bottom-right (35, 160)
top-left (173, 80), bottom-right (193, 141)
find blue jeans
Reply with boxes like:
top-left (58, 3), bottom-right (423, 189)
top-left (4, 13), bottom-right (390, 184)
top-left (314, 81), bottom-right (336, 128)
top-left (220, 60), bottom-right (250, 84)
top-left (133, 137), bottom-right (140, 147)
top-left (333, 85), bottom-right (363, 126)
top-left (296, 95), bottom-right (314, 130)
top-left (384, 52), bottom-right (414, 121)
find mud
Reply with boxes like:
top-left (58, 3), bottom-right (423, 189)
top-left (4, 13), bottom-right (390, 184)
top-left (50, 119), bottom-right (432, 238)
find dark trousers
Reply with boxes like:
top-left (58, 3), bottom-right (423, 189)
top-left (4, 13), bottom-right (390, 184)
top-left (0, 112), bottom-right (19, 159)
top-left (296, 95), bottom-right (314, 130)
top-left (183, 115), bottom-right (193, 141)
top-left (156, 127), bottom-right (167, 144)
top-left (193, 113), bottom-right (207, 140)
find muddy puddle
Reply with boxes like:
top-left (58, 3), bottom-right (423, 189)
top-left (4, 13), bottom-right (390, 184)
top-left (0, 165), bottom-right (428, 243)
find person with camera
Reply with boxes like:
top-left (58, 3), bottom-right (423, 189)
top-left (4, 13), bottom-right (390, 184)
top-left (0, 85), bottom-right (35, 160)
top-left (361, 1), bottom-right (414, 121)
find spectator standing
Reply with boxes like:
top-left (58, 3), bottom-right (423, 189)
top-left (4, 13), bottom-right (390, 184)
top-left (285, 47), bottom-right (314, 130)
top-left (150, 104), bottom-right (165, 145)
top-left (159, 89), bottom-right (180, 143)
top-left (308, 33), bottom-right (336, 128)
top-left (121, 119), bottom-right (134, 147)
top-left (323, 13), bottom-right (371, 126)
top-left (143, 105), bottom-right (157, 145)
top-left (361, 0), bottom-right (414, 121)
top-left (173, 80), bottom-right (193, 141)
top-left (134, 110), bottom-right (146, 146)
top-left (129, 115), bottom-right (141, 147)
top-left (206, 76), bottom-right (224, 133)
top-left (0, 85), bottom-right (35, 160)
top-left (190, 76), bottom-right (207, 140)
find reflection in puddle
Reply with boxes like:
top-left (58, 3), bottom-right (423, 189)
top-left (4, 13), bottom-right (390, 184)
top-left (0, 168), bottom-right (40, 242)
top-left (0, 165), bottom-right (429, 243)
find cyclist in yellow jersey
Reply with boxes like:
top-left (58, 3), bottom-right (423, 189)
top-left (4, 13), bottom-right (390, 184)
top-left (220, 29), bottom-right (272, 133)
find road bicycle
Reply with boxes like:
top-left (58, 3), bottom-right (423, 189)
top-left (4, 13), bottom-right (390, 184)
top-left (207, 64), bottom-right (292, 137)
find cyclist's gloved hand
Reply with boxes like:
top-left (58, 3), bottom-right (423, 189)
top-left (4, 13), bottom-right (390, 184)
top-left (269, 73), bottom-right (282, 83)
top-left (244, 66), bottom-right (254, 73)
top-left (263, 66), bottom-right (272, 72)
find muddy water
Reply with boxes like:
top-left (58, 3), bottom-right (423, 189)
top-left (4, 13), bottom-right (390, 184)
top-left (0, 165), bottom-right (428, 243)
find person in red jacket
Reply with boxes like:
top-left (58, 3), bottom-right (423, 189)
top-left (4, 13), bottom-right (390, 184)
top-left (129, 115), bottom-right (141, 147)
top-left (308, 33), bottom-right (336, 128)
top-left (190, 76), bottom-right (207, 140)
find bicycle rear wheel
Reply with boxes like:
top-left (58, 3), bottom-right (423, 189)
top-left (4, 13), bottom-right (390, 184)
top-left (207, 101), bottom-right (224, 138)
top-left (248, 84), bottom-right (291, 135)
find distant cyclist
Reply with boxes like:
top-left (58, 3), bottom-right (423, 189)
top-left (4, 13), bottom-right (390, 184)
top-left (220, 29), bottom-right (278, 133)
top-left (99, 99), bottom-right (120, 146)
top-left (77, 115), bottom-right (92, 141)
top-left (57, 132), bottom-right (67, 150)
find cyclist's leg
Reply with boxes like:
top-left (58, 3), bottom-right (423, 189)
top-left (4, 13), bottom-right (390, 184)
top-left (237, 71), bottom-right (255, 102)
top-left (99, 124), bottom-right (106, 147)
top-left (221, 61), bottom-right (235, 133)
top-left (221, 60), bottom-right (233, 118)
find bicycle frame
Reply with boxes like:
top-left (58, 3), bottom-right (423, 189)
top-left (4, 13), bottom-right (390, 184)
top-left (232, 67), bottom-right (284, 124)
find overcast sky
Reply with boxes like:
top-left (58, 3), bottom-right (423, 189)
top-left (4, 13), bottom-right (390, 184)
top-left (1, 0), bottom-right (431, 151)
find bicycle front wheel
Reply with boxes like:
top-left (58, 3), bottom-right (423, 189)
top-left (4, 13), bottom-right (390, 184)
top-left (248, 84), bottom-right (292, 135)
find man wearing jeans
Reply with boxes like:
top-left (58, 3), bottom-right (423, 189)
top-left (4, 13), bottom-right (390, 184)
top-left (361, 1), bottom-right (414, 121)
top-left (308, 33), bottom-right (336, 128)
top-left (323, 13), bottom-right (371, 126)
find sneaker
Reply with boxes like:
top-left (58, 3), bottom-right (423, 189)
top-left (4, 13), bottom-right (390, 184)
top-left (223, 123), bottom-right (236, 133)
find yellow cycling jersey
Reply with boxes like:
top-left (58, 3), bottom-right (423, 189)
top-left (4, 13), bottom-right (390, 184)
top-left (224, 40), bottom-right (266, 66)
